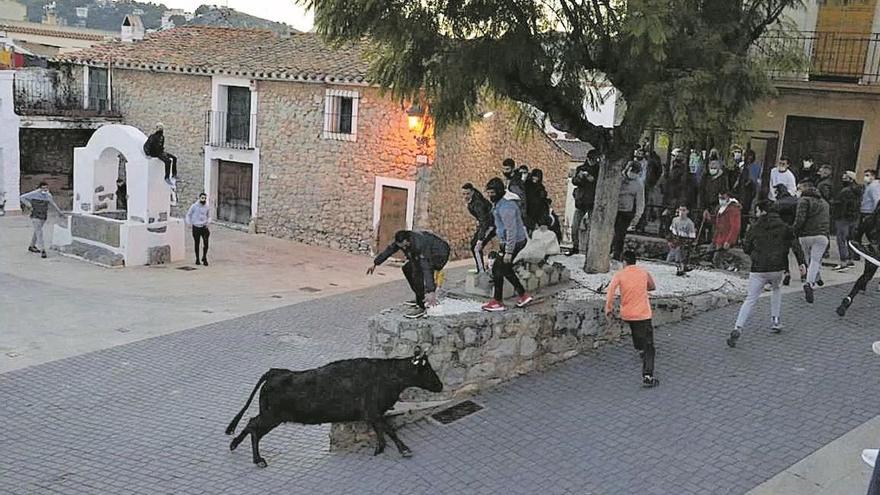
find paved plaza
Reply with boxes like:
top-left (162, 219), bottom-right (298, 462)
top-left (2, 257), bottom-right (879, 494)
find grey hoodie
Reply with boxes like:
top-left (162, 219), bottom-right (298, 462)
top-left (19, 189), bottom-right (62, 220)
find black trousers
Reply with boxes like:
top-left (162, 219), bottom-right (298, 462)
top-left (492, 239), bottom-right (527, 301)
top-left (192, 226), bottom-right (209, 260)
top-left (628, 319), bottom-right (656, 377)
top-left (160, 152), bottom-right (178, 179)
top-left (612, 211), bottom-right (635, 261)
top-left (847, 261), bottom-right (879, 301)
top-left (470, 226), bottom-right (495, 273)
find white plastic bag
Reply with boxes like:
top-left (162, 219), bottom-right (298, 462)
top-left (514, 227), bottom-right (561, 263)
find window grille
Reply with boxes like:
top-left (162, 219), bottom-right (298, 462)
top-left (323, 89), bottom-right (359, 141)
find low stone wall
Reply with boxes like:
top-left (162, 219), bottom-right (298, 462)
top-left (368, 279), bottom-right (745, 401)
top-left (464, 260), bottom-right (571, 298)
top-left (624, 234), bottom-right (751, 273)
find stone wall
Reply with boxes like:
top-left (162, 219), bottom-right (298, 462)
top-left (431, 107), bottom-right (573, 258)
top-left (19, 128), bottom-right (94, 209)
top-left (369, 285), bottom-right (745, 400)
top-left (109, 69), bottom-right (212, 207)
top-left (256, 83), bottom-right (432, 253)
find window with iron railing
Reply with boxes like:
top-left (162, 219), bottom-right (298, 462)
top-left (323, 89), bottom-right (359, 141)
top-left (755, 31), bottom-right (880, 84)
top-left (205, 110), bottom-right (257, 149)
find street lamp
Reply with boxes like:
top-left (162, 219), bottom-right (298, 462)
top-left (407, 104), bottom-right (424, 132)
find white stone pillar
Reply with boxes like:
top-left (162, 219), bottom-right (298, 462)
top-left (0, 70), bottom-right (22, 212)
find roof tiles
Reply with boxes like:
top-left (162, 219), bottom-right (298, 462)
top-left (53, 26), bottom-right (371, 84)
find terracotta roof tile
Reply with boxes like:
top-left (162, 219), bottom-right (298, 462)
top-left (53, 26), bottom-right (371, 84)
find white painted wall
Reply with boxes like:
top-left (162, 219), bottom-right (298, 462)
top-left (0, 71), bottom-right (21, 212)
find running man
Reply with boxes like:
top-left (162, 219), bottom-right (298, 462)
top-left (605, 250), bottom-right (659, 388)
top-left (19, 181), bottom-right (64, 259)
top-left (728, 200), bottom-right (804, 347)
top-left (836, 201), bottom-right (880, 317)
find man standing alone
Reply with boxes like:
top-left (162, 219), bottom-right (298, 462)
top-left (481, 178), bottom-right (532, 312)
top-left (605, 250), bottom-right (659, 388)
top-left (19, 181), bottom-right (64, 259)
top-left (185, 193), bottom-right (211, 266)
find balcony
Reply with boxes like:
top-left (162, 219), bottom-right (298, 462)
top-left (13, 77), bottom-right (123, 118)
top-left (756, 31), bottom-right (880, 86)
top-left (204, 110), bottom-right (258, 150)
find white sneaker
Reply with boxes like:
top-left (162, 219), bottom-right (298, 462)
top-left (863, 449), bottom-right (877, 468)
top-left (873, 341), bottom-right (880, 356)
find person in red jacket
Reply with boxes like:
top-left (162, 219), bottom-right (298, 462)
top-left (703, 190), bottom-right (741, 270)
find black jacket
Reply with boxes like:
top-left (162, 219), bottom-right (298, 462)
top-left (816, 177), bottom-right (833, 202)
top-left (743, 212), bottom-right (804, 273)
top-left (662, 161), bottom-right (696, 210)
top-left (374, 231), bottom-right (450, 293)
top-left (793, 189), bottom-right (830, 237)
top-left (524, 179), bottom-right (550, 229)
top-left (732, 166), bottom-right (756, 212)
top-left (831, 183), bottom-right (862, 222)
top-left (774, 192), bottom-right (799, 225)
top-left (572, 161), bottom-right (599, 211)
top-left (467, 191), bottom-right (494, 234)
top-left (144, 130), bottom-right (165, 157)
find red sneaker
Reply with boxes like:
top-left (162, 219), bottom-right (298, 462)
top-left (481, 299), bottom-right (506, 312)
top-left (515, 293), bottom-right (533, 308)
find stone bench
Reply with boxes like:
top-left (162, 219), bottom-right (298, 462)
top-left (464, 260), bottom-right (572, 299)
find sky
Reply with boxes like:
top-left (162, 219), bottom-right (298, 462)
top-left (161, 0), bottom-right (315, 32)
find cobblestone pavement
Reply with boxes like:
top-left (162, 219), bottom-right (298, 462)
top-left (2, 279), bottom-right (879, 495)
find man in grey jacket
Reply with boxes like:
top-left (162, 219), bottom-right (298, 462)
top-left (612, 162), bottom-right (646, 262)
top-left (794, 181), bottom-right (830, 303)
top-left (19, 182), bottom-right (64, 259)
top-left (481, 177), bottom-right (533, 312)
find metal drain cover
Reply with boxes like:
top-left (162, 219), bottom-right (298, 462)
top-left (177, 266), bottom-right (197, 271)
top-left (431, 400), bottom-right (483, 425)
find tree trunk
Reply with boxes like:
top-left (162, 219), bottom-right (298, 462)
top-left (583, 156), bottom-right (626, 273)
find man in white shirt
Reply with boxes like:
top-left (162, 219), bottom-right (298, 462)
top-left (185, 193), bottom-right (211, 266)
top-left (769, 156), bottom-right (797, 201)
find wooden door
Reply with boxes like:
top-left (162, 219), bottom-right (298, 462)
top-left (782, 116), bottom-right (863, 189)
top-left (813, 0), bottom-right (877, 81)
top-left (217, 160), bottom-right (252, 225)
top-left (376, 186), bottom-right (408, 252)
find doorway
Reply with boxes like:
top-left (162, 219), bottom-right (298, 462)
top-left (217, 160), bottom-right (252, 224)
top-left (782, 116), bottom-right (863, 188)
top-left (376, 185), bottom-right (408, 250)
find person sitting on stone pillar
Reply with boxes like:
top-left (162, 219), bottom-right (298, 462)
top-left (368, 230), bottom-right (450, 319)
top-left (143, 122), bottom-right (178, 186)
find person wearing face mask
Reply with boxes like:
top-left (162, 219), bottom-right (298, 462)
top-left (728, 200), bottom-right (804, 347)
top-left (831, 171), bottom-right (862, 270)
top-left (661, 149), bottom-right (697, 234)
top-left (699, 160), bottom-right (728, 243)
top-left (501, 158), bottom-right (526, 203)
top-left (481, 178), bottom-right (532, 312)
top-left (793, 181), bottom-right (830, 303)
top-left (19, 181), bottom-right (65, 259)
top-left (815, 164), bottom-right (834, 202)
top-left (798, 156), bottom-right (817, 184)
top-left (568, 149), bottom-right (601, 256)
top-left (524, 168), bottom-right (550, 234)
top-left (706, 191), bottom-right (741, 270)
top-left (611, 161), bottom-right (645, 262)
top-left (769, 157), bottom-right (797, 201)
top-left (185, 193), bottom-right (212, 266)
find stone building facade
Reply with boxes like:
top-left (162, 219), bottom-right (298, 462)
top-left (54, 26), bottom-right (578, 258)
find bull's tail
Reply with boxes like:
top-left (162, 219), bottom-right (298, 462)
top-left (225, 371), bottom-right (269, 435)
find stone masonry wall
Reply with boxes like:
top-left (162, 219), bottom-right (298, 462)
top-left (109, 69), bottom-right (212, 208)
top-left (431, 107), bottom-right (573, 259)
top-left (257, 83), bottom-right (433, 253)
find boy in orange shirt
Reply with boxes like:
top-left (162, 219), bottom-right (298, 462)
top-left (605, 250), bottom-right (659, 388)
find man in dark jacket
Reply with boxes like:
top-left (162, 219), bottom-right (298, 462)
top-left (732, 152), bottom-right (756, 240)
top-left (772, 183), bottom-right (806, 286)
top-left (369, 230), bottom-right (450, 319)
top-left (568, 149), bottom-right (600, 256)
top-left (524, 168), bottom-right (550, 234)
top-left (815, 164), bottom-right (834, 202)
top-left (661, 151), bottom-right (697, 236)
top-left (143, 123), bottom-right (178, 184)
top-left (728, 200), bottom-right (805, 347)
top-left (836, 200), bottom-right (880, 317)
top-left (794, 181), bottom-right (831, 303)
top-left (501, 158), bottom-right (526, 202)
top-left (831, 171), bottom-right (862, 269)
top-left (462, 183), bottom-right (495, 273)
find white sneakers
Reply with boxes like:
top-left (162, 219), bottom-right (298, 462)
top-left (863, 449), bottom-right (877, 468)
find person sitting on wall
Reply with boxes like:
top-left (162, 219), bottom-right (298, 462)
top-left (368, 230), bottom-right (451, 320)
top-left (116, 178), bottom-right (127, 211)
top-left (143, 123), bottom-right (178, 186)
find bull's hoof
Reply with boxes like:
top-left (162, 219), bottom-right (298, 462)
top-left (255, 458), bottom-right (268, 468)
top-left (400, 448), bottom-right (413, 458)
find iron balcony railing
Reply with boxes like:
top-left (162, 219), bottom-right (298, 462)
top-left (13, 77), bottom-right (123, 117)
top-left (204, 110), bottom-right (258, 149)
top-left (756, 31), bottom-right (880, 84)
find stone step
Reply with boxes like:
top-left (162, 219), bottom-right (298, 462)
top-left (58, 240), bottom-right (124, 267)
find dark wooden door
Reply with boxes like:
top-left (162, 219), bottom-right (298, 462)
top-left (376, 186), bottom-right (408, 252)
top-left (782, 116), bottom-right (863, 190)
top-left (217, 160), bottom-right (252, 225)
top-left (226, 86), bottom-right (251, 145)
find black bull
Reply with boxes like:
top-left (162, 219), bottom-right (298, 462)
top-left (225, 349), bottom-right (443, 467)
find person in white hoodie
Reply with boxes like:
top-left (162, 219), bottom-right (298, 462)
top-left (769, 157), bottom-right (797, 201)
top-left (185, 193), bottom-right (211, 266)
